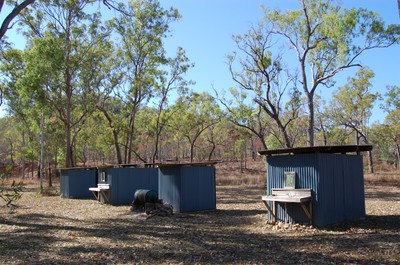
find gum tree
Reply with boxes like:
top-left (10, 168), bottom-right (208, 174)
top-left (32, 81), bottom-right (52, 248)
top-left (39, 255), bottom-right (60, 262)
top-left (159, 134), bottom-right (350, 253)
top-left (107, 0), bottom-right (181, 163)
top-left (171, 92), bottom-right (221, 162)
top-left (329, 67), bottom-right (380, 172)
top-left (17, 0), bottom-right (112, 167)
top-left (255, 0), bottom-right (400, 146)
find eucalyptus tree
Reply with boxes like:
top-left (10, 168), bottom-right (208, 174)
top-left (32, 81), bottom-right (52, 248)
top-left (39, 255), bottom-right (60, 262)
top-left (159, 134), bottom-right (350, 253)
top-left (251, 0), bottom-right (400, 146)
top-left (227, 21), bottom-right (301, 148)
top-left (329, 67), bottom-right (380, 172)
top-left (330, 68), bottom-right (379, 144)
top-left (18, 0), bottom-right (112, 167)
top-left (149, 47), bottom-right (193, 163)
top-left (217, 88), bottom-right (269, 151)
top-left (380, 85), bottom-right (400, 168)
top-left (203, 119), bottom-right (233, 161)
top-left (171, 92), bottom-right (221, 162)
top-left (0, 48), bottom-right (43, 177)
top-left (0, 0), bottom-right (35, 43)
top-left (107, 0), bottom-right (181, 164)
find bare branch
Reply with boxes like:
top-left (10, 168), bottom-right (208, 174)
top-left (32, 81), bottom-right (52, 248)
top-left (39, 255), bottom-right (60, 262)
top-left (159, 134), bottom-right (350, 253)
top-left (0, 0), bottom-right (35, 40)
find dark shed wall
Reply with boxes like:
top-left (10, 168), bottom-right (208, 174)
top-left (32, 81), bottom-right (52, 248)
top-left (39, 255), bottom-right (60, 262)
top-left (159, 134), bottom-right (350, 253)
top-left (158, 165), bottom-right (216, 213)
top-left (60, 173), bottom-right (69, 197)
top-left (111, 168), bottom-right (158, 205)
top-left (60, 169), bottom-right (97, 199)
top-left (266, 153), bottom-right (365, 227)
top-left (180, 166), bottom-right (216, 212)
top-left (98, 167), bottom-right (158, 205)
top-left (158, 167), bottom-right (181, 211)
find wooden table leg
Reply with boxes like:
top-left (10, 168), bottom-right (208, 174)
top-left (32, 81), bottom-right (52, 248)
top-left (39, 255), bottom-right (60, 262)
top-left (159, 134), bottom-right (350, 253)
top-left (262, 200), bottom-right (276, 222)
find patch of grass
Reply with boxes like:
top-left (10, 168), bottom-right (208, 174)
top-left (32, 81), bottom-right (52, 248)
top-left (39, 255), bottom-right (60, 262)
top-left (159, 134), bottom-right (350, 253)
top-left (0, 244), bottom-right (8, 254)
top-left (364, 172), bottom-right (400, 186)
top-left (216, 160), bottom-right (266, 186)
top-left (39, 187), bottom-right (59, 197)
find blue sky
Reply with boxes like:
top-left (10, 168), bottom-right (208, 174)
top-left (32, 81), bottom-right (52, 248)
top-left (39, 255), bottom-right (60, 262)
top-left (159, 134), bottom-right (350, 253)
top-left (1, 0), bottom-right (399, 123)
top-left (160, 0), bottom-right (400, 124)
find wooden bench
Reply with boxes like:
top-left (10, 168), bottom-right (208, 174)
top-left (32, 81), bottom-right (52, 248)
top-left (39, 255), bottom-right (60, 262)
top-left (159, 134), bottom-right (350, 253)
top-left (261, 188), bottom-right (312, 225)
top-left (89, 183), bottom-right (110, 204)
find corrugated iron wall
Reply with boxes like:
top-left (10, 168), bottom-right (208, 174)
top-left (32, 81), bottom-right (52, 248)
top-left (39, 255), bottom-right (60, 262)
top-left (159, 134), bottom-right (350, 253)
top-left (159, 165), bottom-right (216, 213)
top-left (60, 169), bottom-right (97, 199)
top-left (266, 153), bottom-right (365, 226)
top-left (112, 168), bottom-right (158, 205)
top-left (180, 166), bottom-right (216, 212)
top-left (97, 167), bottom-right (158, 205)
top-left (158, 167), bottom-right (181, 211)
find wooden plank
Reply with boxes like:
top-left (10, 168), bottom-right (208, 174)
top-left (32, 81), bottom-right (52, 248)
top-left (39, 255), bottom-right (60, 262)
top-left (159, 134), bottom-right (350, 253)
top-left (261, 198), bottom-right (276, 223)
top-left (261, 188), bottom-right (313, 225)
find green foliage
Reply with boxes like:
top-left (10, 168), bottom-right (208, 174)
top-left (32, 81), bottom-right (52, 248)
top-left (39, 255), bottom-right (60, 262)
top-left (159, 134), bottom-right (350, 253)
top-left (259, 0), bottom-right (400, 146)
top-left (266, 135), bottom-right (281, 150)
top-left (1, 0), bottom-right (399, 170)
top-left (0, 171), bottom-right (23, 210)
top-left (370, 123), bottom-right (397, 164)
top-left (329, 67), bottom-right (380, 143)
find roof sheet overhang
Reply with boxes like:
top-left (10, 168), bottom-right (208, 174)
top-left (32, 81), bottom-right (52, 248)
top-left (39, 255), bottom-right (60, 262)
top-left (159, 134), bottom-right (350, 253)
top-left (258, 145), bottom-right (373, 156)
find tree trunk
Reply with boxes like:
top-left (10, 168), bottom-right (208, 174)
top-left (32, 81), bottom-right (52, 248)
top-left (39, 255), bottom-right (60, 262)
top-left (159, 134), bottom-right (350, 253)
top-left (21, 132), bottom-right (25, 179)
top-left (275, 117), bottom-right (292, 148)
top-left (112, 129), bottom-right (122, 164)
top-left (48, 160), bottom-right (52, 187)
top-left (125, 112), bottom-right (136, 164)
top-left (152, 132), bottom-right (160, 164)
top-left (367, 150), bottom-right (374, 174)
top-left (190, 141), bottom-right (195, 162)
top-left (31, 160), bottom-right (34, 179)
top-left (21, 159), bottom-right (25, 179)
top-left (65, 15), bottom-right (73, 168)
top-left (208, 142), bottom-right (216, 161)
top-left (307, 94), bottom-right (315, 147)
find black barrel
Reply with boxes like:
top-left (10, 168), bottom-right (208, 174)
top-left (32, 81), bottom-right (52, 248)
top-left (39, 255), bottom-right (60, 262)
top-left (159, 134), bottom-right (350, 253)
top-left (133, 189), bottom-right (158, 205)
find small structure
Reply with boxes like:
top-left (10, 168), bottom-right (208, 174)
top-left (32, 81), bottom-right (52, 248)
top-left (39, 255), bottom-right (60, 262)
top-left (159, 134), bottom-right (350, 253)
top-left (259, 145), bottom-right (372, 227)
top-left (158, 162), bottom-right (217, 213)
top-left (89, 183), bottom-right (111, 204)
top-left (96, 166), bottom-right (158, 205)
top-left (60, 167), bottom-right (97, 199)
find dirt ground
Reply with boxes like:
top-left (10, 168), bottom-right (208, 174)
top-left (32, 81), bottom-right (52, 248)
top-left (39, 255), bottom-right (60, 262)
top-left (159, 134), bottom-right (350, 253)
top-left (0, 183), bottom-right (399, 265)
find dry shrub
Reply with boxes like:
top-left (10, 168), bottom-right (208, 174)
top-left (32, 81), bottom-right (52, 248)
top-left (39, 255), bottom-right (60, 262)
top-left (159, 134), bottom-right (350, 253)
top-left (216, 160), bottom-right (266, 186)
top-left (364, 172), bottom-right (400, 186)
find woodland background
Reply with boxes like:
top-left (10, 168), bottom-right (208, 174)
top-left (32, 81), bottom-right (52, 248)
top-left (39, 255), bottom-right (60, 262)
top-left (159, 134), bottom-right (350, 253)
top-left (0, 0), bottom-right (399, 184)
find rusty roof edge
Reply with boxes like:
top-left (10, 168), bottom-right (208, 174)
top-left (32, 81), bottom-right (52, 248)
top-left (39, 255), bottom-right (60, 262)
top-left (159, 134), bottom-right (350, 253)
top-left (258, 145), bottom-right (373, 156)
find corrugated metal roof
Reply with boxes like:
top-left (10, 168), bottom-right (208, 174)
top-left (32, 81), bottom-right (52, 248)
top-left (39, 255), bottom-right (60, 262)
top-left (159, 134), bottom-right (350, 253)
top-left (259, 145), bottom-right (372, 156)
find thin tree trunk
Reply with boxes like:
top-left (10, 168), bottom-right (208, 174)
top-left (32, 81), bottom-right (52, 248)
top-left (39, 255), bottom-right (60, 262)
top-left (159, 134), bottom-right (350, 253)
top-left (367, 150), bottom-right (374, 174)
top-left (307, 94), bottom-right (315, 147)
top-left (48, 160), bottom-right (52, 187)
top-left (208, 142), bottom-right (216, 161)
top-left (113, 130), bottom-right (122, 164)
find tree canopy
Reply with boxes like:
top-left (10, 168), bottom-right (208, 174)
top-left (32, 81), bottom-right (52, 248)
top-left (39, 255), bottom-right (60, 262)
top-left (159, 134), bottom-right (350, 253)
top-left (0, 0), bottom-right (399, 175)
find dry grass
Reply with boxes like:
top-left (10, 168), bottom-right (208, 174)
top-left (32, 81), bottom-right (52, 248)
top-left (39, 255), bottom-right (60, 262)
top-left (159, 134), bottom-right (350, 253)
top-left (215, 159), bottom-right (400, 187)
top-left (215, 159), bottom-right (266, 186)
top-left (364, 172), bottom-right (400, 186)
top-left (0, 159), bottom-right (399, 264)
top-left (0, 182), bottom-right (399, 264)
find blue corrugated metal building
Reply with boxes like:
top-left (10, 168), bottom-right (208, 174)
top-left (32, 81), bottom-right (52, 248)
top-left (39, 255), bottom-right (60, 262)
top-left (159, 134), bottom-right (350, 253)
top-left (259, 145), bottom-right (372, 227)
top-left (60, 167), bottom-right (97, 199)
top-left (158, 162), bottom-right (217, 213)
top-left (97, 166), bottom-right (159, 205)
